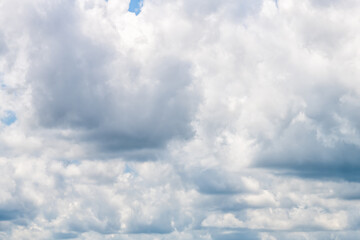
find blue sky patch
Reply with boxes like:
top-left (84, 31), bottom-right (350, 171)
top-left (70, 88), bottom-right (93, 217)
top-left (128, 0), bottom-right (143, 15)
top-left (124, 164), bottom-right (137, 175)
top-left (274, 0), bottom-right (278, 7)
top-left (1, 110), bottom-right (17, 125)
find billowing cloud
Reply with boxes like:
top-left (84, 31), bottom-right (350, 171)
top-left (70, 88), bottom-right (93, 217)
top-left (1, 0), bottom-right (360, 239)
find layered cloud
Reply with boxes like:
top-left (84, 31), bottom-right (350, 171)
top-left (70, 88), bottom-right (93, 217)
top-left (1, 0), bottom-right (360, 239)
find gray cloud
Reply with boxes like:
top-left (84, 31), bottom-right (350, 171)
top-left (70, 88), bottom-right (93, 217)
top-left (2, 0), bottom-right (360, 239)
top-left (22, 1), bottom-right (198, 155)
top-left (254, 82), bottom-right (360, 181)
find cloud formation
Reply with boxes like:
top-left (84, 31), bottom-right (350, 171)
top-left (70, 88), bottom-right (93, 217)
top-left (1, 0), bottom-right (360, 239)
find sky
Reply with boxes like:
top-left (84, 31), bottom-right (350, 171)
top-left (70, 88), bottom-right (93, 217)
top-left (1, 0), bottom-right (360, 239)
top-left (128, 0), bottom-right (143, 15)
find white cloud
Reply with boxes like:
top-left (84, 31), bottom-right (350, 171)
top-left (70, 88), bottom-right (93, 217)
top-left (1, 0), bottom-right (360, 239)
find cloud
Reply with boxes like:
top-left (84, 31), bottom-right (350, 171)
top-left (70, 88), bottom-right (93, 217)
top-left (1, 0), bottom-right (360, 239)
top-left (0, 0), bottom-right (199, 160)
top-left (23, 1), bottom-right (198, 156)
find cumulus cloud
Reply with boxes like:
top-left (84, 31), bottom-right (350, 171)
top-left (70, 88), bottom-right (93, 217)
top-left (1, 0), bottom-right (360, 239)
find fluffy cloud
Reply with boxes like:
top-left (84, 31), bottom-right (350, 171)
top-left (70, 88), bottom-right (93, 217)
top-left (1, 0), bottom-right (360, 239)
